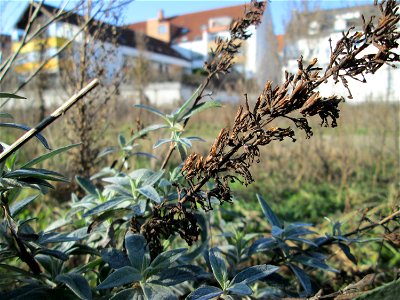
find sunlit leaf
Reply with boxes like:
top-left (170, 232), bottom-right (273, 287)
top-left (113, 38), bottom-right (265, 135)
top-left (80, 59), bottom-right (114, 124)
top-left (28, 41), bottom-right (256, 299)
top-left (209, 248), bottom-right (227, 289)
top-left (186, 286), bottom-right (223, 300)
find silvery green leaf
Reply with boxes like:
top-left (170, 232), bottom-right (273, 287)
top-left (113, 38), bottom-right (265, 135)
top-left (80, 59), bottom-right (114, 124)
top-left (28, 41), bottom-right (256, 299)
top-left (104, 184), bottom-right (132, 197)
top-left (127, 124), bottom-right (169, 144)
top-left (129, 169), bottom-right (152, 180)
top-left (97, 266), bottom-right (142, 290)
top-left (56, 273), bottom-right (92, 300)
top-left (83, 196), bottom-right (132, 217)
top-left (101, 248), bottom-right (130, 269)
top-left (257, 194), bottom-right (282, 228)
top-left (142, 283), bottom-right (177, 300)
top-left (231, 265), bottom-right (279, 285)
top-left (0, 122), bottom-right (50, 149)
top-left (0, 93), bottom-right (26, 99)
top-left (186, 286), bottom-right (223, 300)
top-left (138, 185), bottom-right (161, 203)
top-left (142, 170), bottom-right (164, 186)
top-left (38, 232), bottom-right (83, 244)
top-left (173, 84), bottom-right (201, 120)
top-left (10, 194), bottom-right (39, 217)
top-left (118, 134), bottom-right (126, 147)
top-left (146, 248), bottom-right (187, 278)
top-left (131, 199), bottom-right (147, 216)
top-left (179, 137), bottom-right (192, 148)
top-left (288, 263), bottom-right (313, 296)
top-left (36, 249), bottom-right (69, 261)
top-left (158, 178), bottom-right (171, 188)
top-left (132, 152), bottom-right (158, 159)
top-left (293, 255), bottom-right (338, 273)
top-left (21, 144), bottom-right (80, 168)
top-left (186, 136), bottom-right (205, 142)
top-left (153, 138), bottom-right (173, 149)
top-left (76, 176), bottom-right (98, 196)
top-left (209, 248), bottom-right (228, 288)
top-left (284, 226), bottom-right (316, 238)
top-left (133, 104), bottom-right (168, 121)
top-left (180, 101), bottom-right (222, 121)
top-left (177, 142), bottom-right (187, 161)
top-left (110, 287), bottom-right (145, 300)
top-left (5, 168), bottom-right (67, 182)
top-left (227, 282), bottom-right (252, 296)
top-left (286, 237), bottom-right (317, 247)
top-left (271, 226), bottom-right (284, 237)
top-left (149, 265), bottom-right (208, 286)
top-left (102, 175), bottom-right (130, 186)
top-left (97, 146), bottom-right (118, 158)
top-left (125, 233), bottom-right (149, 271)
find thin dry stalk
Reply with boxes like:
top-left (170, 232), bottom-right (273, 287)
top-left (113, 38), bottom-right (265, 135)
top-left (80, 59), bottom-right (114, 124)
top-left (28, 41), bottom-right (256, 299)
top-left (160, 0), bottom-right (265, 169)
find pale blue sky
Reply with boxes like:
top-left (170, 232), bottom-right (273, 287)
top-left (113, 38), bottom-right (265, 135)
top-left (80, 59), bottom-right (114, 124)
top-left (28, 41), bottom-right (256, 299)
top-left (0, 0), bottom-right (371, 35)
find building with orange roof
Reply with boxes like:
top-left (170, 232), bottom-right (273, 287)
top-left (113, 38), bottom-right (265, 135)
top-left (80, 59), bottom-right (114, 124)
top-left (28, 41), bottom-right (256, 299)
top-left (128, 3), bottom-right (276, 78)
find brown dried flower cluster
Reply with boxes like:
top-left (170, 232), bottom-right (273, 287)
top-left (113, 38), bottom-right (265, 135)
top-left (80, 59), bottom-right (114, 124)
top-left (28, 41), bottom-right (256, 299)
top-left (139, 205), bottom-right (200, 258)
top-left (141, 0), bottom-right (399, 255)
top-left (205, 0), bottom-right (265, 77)
top-left (180, 0), bottom-right (399, 210)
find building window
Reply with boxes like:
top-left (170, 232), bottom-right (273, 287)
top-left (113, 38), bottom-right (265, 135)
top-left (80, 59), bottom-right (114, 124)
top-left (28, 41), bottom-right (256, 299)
top-left (158, 25), bottom-right (167, 35)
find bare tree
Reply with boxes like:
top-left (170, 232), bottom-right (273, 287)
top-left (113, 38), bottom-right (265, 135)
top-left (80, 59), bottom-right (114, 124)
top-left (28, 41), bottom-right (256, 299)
top-left (59, 0), bottom-right (128, 179)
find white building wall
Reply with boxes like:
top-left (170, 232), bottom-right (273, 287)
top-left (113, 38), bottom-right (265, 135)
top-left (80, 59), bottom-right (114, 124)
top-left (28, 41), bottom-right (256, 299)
top-left (283, 14), bottom-right (400, 103)
top-left (245, 25), bottom-right (257, 77)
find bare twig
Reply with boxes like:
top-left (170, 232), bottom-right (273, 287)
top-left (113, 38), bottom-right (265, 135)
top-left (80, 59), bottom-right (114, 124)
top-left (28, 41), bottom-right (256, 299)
top-left (0, 79), bottom-right (99, 163)
top-left (159, 0), bottom-right (265, 170)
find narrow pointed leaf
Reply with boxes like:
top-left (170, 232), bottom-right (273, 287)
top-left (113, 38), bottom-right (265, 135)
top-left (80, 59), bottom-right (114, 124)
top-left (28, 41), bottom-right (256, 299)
top-left (181, 101), bottom-right (222, 121)
top-left (257, 194), bottom-right (282, 228)
top-left (21, 144), bottom-right (80, 168)
top-left (76, 176), bottom-right (98, 196)
top-left (338, 243), bottom-right (357, 265)
top-left (209, 248), bottom-right (227, 288)
top-left (227, 283), bottom-right (252, 296)
top-left (97, 266), bottom-right (142, 290)
top-left (0, 123), bottom-right (50, 149)
top-left (0, 93), bottom-right (26, 99)
top-left (174, 84), bottom-right (202, 120)
top-left (128, 124), bottom-right (169, 144)
top-left (146, 248), bottom-right (187, 277)
top-left (83, 196), bottom-right (132, 217)
top-left (187, 286), bottom-right (223, 300)
top-left (249, 238), bottom-right (278, 255)
top-left (288, 263), bottom-right (313, 296)
top-left (232, 265), bottom-right (279, 285)
top-left (134, 104), bottom-right (168, 120)
top-left (138, 185), bottom-right (161, 203)
top-left (10, 194), bottom-right (39, 216)
top-left (149, 265), bottom-right (208, 286)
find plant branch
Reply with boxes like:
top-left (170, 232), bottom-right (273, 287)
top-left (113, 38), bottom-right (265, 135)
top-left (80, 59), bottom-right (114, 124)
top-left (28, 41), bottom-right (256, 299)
top-left (0, 79), bottom-right (99, 163)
